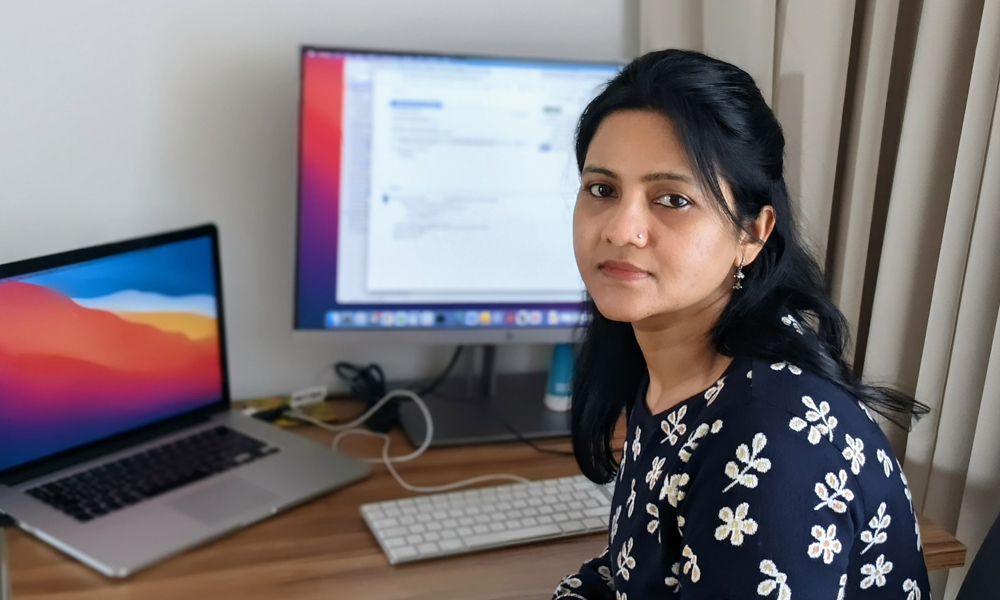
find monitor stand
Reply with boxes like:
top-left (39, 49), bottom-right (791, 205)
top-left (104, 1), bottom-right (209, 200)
top-left (397, 345), bottom-right (571, 448)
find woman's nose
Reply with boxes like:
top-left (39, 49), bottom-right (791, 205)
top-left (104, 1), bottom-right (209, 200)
top-left (602, 197), bottom-right (649, 247)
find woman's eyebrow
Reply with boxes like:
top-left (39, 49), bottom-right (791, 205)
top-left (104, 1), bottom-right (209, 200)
top-left (581, 165), bottom-right (695, 186)
top-left (581, 166), bottom-right (619, 179)
top-left (640, 171), bottom-right (696, 185)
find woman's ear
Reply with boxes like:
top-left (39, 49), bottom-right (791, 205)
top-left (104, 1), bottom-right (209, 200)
top-left (740, 206), bottom-right (776, 266)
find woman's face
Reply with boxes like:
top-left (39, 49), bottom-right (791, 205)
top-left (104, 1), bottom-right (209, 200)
top-left (573, 110), bottom-right (744, 326)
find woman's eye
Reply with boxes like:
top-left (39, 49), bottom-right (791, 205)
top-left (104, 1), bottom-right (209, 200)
top-left (586, 183), bottom-right (615, 198)
top-left (655, 194), bottom-right (691, 208)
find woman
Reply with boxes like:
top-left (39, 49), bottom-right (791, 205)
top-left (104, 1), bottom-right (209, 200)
top-left (554, 50), bottom-right (930, 599)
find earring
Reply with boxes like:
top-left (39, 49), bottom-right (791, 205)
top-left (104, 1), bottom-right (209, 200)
top-left (637, 233), bottom-right (644, 241)
top-left (733, 256), bottom-right (746, 290)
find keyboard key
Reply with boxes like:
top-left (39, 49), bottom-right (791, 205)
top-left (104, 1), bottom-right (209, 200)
top-left (391, 547), bottom-right (418, 561)
top-left (416, 542), bottom-right (440, 554)
top-left (559, 520), bottom-right (587, 533)
top-left (439, 539), bottom-right (464, 552)
top-left (464, 524), bottom-right (562, 548)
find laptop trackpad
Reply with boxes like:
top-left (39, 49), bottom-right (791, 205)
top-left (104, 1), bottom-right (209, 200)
top-left (168, 477), bottom-right (278, 525)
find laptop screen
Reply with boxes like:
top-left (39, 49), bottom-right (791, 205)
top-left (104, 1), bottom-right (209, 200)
top-left (0, 235), bottom-right (225, 472)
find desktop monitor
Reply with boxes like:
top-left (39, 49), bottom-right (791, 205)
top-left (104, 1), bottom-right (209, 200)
top-left (294, 47), bottom-right (621, 345)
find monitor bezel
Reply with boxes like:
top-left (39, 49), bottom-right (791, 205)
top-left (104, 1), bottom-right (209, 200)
top-left (293, 45), bottom-right (617, 344)
top-left (0, 224), bottom-right (231, 483)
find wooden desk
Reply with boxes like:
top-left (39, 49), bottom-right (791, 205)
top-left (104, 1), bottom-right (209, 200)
top-left (8, 405), bottom-right (966, 599)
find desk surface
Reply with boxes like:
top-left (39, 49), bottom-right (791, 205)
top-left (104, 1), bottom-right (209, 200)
top-left (8, 403), bottom-right (966, 600)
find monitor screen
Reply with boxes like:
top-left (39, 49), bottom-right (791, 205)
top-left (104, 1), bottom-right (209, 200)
top-left (0, 236), bottom-right (225, 472)
top-left (295, 48), bottom-right (620, 331)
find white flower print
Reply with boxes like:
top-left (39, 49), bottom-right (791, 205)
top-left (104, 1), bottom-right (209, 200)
top-left (610, 505), bottom-right (621, 543)
top-left (678, 420), bottom-right (724, 462)
top-left (723, 432), bottom-right (772, 492)
top-left (665, 562), bottom-right (682, 592)
top-left (618, 444), bottom-right (626, 482)
top-left (771, 361), bottom-right (803, 375)
top-left (646, 502), bottom-right (660, 537)
top-left (646, 456), bottom-right (666, 489)
top-left (807, 524), bottom-right (843, 564)
top-left (597, 565), bottom-right (613, 588)
top-left (915, 515), bottom-right (923, 551)
top-left (836, 574), bottom-right (847, 600)
top-left (660, 473), bottom-right (691, 507)
top-left (616, 537), bottom-right (636, 581)
top-left (747, 369), bottom-right (753, 379)
top-left (660, 405), bottom-right (688, 445)
top-left (899, 459), bottom-right (914, 512)
top-left (677, 515), bottom-right (686, 536)
top-left (615, 592), bottom-right (627, 600)
top-left (757, 560), bottom-right (791, 599)
top-left (859, 402), bottom-right (875, 422)
top-left (903, 578), bottom-right (922, 600)
top-left (681, 545), bottom-right (701, 582)
top-left (631, 426), bottom-right (642, 462)
top-left (715, 502), bottom-right (759, 546)
top-left (859, 554), bottom-right (893, 589)
top-left (876, 448), bottom-right (894, 477)
top-left (782, 313), bottom-right (805, 335)
top-left (843, 433), bottom-right (866, 475)
top-left (626, 478), bottom-right (637, 517)
top-left (553, 575), bottom-right (586, 599)
top-left (860, 502), bottom-right (891, 554)
top-left (788, 395), bottom-right (838, 444)
top-left (704, 376), bottom-right (727, 405)
top-left (814, 470), bottom-right (855, 513)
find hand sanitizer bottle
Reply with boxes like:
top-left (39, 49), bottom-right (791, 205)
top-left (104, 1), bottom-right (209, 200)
top-left (544, 343), bottom-right (575, 412)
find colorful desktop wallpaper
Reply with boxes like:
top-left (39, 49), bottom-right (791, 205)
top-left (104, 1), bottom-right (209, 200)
top-left (0, 237), bottom-right (224, 472)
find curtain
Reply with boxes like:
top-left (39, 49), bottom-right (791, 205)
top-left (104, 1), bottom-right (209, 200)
top-left (638, 1), bottom-right (1000, 597)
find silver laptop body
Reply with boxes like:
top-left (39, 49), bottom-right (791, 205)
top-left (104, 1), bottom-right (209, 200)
top-left (0, 225), bottom-right (371, 577)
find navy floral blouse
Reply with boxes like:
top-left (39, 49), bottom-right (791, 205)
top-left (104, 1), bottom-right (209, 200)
top-left (554, 322), bottom-right (929, 599)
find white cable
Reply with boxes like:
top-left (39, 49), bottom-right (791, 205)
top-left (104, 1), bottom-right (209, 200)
top-left (286, 389), bottom-right (529, 493)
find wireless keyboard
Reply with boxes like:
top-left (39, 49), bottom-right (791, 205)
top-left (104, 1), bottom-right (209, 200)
top-left (361, 475), bottom-right (613, 564)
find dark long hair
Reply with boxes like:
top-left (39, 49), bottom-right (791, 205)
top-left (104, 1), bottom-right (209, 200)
top-left (571, 49), bottom-right (929, 483)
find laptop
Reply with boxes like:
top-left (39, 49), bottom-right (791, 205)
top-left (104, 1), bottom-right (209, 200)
top-left (0, 225), bottom-right (371, 577)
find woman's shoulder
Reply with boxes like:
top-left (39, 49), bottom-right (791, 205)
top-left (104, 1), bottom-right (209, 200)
top-left (742, 356), bottom-right (881, 436)
top-left (696, 355), bottom-right (892, 474)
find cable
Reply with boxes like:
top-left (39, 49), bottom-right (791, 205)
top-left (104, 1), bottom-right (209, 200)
top-left (410, 346), bottom-right (464, 396)
top-left (286, 389), bottom-right (529, 494)
top-left (332, 346), bottom-right (464, 433)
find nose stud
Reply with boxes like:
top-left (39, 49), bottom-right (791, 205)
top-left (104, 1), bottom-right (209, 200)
top-left (637, 234), bottom-right (644, 240)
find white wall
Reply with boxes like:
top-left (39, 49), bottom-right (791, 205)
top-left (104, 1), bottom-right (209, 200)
top-left (0, 0), bottom-right (636, 398)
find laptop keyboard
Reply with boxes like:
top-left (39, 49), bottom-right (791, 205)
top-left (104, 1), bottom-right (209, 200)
top-left (25, 426), bottom-right (280, 522)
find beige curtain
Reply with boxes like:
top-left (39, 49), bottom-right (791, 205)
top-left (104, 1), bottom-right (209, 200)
top-left (640, 1), bottom-right (1000, 597)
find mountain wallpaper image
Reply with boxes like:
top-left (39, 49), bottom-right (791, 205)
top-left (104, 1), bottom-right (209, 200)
top-left (0, 237), bottom-right (224, 471)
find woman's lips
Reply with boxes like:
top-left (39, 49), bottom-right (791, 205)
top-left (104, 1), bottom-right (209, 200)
top-left (598, 261), bottom-right (652, 281)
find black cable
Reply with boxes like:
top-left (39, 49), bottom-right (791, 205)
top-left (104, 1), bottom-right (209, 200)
top-left (332, 346), bottom-right (465, 433)
top-left (411, 346), bottom-right (464, 396)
